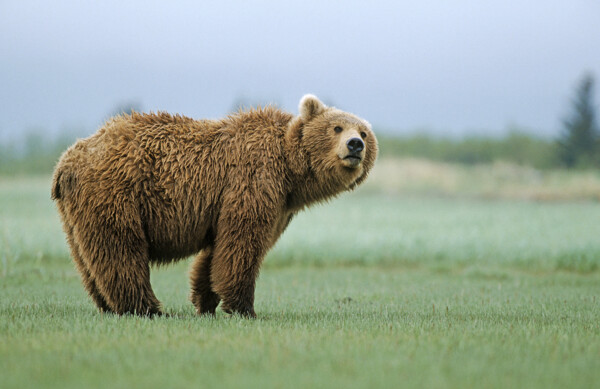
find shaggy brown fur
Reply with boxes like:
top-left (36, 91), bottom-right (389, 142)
top-left (51, 95), bottom-right (378, 317)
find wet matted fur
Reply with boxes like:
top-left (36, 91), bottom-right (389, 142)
top-left (51, 95), bottom-right (378, 317)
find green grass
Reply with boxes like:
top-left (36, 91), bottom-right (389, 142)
top-left (1, 176), bottom-right (600, 389)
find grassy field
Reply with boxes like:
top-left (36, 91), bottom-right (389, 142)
top-left (1, 174), bottom-right (600, 388)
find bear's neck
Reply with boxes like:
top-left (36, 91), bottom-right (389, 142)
top-left (285, 170), bottom-right (350, 212)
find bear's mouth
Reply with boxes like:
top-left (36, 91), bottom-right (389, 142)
top-left (344, 155), bottom-right (361, 162)
top-left (342, 155), bottom-right (362, 167)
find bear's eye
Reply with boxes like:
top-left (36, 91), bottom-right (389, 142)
top-left (334, 126), bottom-right (343, 133)
top-left (360, 131), bottom-right (367, 139)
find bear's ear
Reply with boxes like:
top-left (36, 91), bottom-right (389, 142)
top-left (299, 94), bottom-right (326, 121)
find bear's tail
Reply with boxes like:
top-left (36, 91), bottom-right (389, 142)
top-left (51, 166), bottom-right (74, 201)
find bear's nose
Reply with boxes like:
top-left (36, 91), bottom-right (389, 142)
top-left (346, 138), bottom-right (364, 153)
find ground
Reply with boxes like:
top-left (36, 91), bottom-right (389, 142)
top-left (1, 174), bottom-right (599, 389)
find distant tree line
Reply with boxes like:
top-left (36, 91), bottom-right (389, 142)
top-left (0, 129), bottom-right (571, 175)
top-left (0, 131), bottom-right (76, 175)
top-left (380, 73), bottom-right (599, 170)
top-left (0, 77), bottom-right (597, 175)
top-left (377, 132), bottom-right (558, 169)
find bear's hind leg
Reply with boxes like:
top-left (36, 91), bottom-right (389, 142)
top-left (76, 227), bottom-right (163, 316)
top-left (61, 211), bottom-right (112, 312)
top-left (190, 247), bottom-right (221, 315)
top-left (70, 237), bottom-right (112, 312)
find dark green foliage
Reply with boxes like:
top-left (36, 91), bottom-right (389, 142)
top-left (0, 132), bottom-right (78, 176)
top-left (0, 114), bottom-right (595, 176)
top-left (0, 130), bottom-right (563, 175)
top-left (557, 74), bottom-right (599, 168)
top-left (378, 131), bottom-right (557, 168)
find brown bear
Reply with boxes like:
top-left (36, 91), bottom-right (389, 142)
top-left (51, 95), bottom-right (377, 317)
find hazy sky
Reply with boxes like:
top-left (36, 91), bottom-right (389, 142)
top-left (1, 0), bottom-right (599, 138)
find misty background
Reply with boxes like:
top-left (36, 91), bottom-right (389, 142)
top-left (1, 0), bottom-right (599, 141)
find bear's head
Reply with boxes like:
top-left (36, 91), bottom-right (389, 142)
top-left (286, 94), bottom-right (378, 204)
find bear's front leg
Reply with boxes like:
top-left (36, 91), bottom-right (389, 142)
top-left (210, 237), bottom-right (264, 318)
top-left (209, 192), bottom-right (281, 318)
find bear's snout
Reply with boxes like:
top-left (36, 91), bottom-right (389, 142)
top-left (341, 137), bottom-right (365, 168)
top-left (346, 138), bottom-right (364, 154)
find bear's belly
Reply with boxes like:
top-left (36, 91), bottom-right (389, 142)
top-left (148, 243), bottom-right (203, 263)
top-left (144, 213), bottom-right (214, 264)
top-left (147, 228), bottom-right (211, 263)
